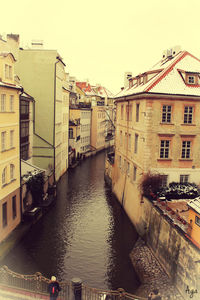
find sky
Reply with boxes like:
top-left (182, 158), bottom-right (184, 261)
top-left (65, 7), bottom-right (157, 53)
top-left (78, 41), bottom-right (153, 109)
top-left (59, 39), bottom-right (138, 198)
top-left (1, 0), bottom-right (200, 94)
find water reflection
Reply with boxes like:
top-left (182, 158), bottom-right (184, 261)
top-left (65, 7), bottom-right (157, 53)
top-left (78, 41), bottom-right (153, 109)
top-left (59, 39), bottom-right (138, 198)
top-left (2, 152), bottom-right (140, 293)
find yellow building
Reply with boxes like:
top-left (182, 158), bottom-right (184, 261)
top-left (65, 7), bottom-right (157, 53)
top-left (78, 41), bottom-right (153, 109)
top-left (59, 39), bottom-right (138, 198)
top-left (112, 47), bottom-right (200, 228)
top-left (0, 52), bottom-right (21, 243)
top-left (91, 105), bottom-right (106, 151)
top-left (187, 198), bottom-right (200, 248)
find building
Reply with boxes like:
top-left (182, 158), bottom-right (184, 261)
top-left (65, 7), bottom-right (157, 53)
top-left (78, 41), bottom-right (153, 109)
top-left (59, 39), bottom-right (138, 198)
top-left (0, 52), bottom-right (21, 243)
top-left (76, 81), bottom-right (115, 152)
top-left (0, 34), bottom-right (69, 182)
top-left (187, 198), bottom-right (200, 248)
top-left (20, 91), bottom-right (34, 162)
top-left (113, 47), bottom-right (200, 212)
top-left (15, 47), bottom-right (69, 182)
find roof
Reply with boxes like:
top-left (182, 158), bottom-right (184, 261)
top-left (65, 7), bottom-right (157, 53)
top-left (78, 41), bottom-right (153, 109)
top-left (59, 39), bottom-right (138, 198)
top-left (76, 82), bottom-right (114, 98)
top-left (21, 160), bottom-right (45, 182)
top-left (115, 50), bottom-right (200, 99)
top-left (0, 51), bottom-right (16, 61)
top-left (188, 197), bottom-right (200, 215)
top-left (20, 91), bottom-right (34, 100)
top-left (0, 81), bottom-right (21, 90)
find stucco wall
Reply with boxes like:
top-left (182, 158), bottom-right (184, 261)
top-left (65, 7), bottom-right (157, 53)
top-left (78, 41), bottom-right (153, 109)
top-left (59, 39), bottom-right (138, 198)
top-left (111, 170), bottom-right (200, 297)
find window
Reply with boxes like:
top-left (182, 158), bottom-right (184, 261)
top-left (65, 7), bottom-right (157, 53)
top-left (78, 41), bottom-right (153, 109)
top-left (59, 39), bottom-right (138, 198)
top-left (5, 64), bottom-right (9, 79)
top-left (21, 122), bottom-right (29, 138)
top-left (12, 196), bottom-right (17, 219)
top-left (125, 132), bottom-right (127, 149)
top-left (134, 134), bottom-right (138, 153)
top-left (124, 159), bottom-right (127, 173)
top-left (21, 100), bottom-right (29, 116)
top-left (127, 162), bottom-right (130, 176)
top-left (129, 104), bottom-right (132, 121)
top-left (2, 202), bottom-right (7, 227)
top-left (133, 166), bottom-right (137, 181)
top-left (1, 94), bottom-right (6, 112)
top-left (10, 164), bottom-right (15, 180)
top-left (161, 175), bottom-right (168, 187)
top-left (10, 130), bottom-right (14, 148)
top-left (126, 105), bottom-right (129, 121)
top-left (120, 131), bottom-right (122, 146)
top-left (195, 215), bottom-right (200, 227)
top-left (128, 134), bottom-right (131, 150)
top-left (2, 167), bottom-right (6, 185)
top-left (180, 175), bottom-right (189, 183)
top-left (10, 95), bottom-right (14, 112)
top-left (160, 140), bottom-right (170, 158)
top-left (188, 76), bottom-right (195, 84)
top-left (1, 131), bottom-right (6, 151)
top-left (184, 106), bottom-right (193, 124)
top-left (9, 66), bottom-right (12, 79)
top-left (21, 144), bottom-right (29, 160)
top-left (136, 104), bottom-right (140, 122)
top-left (181, 141), bottom-right (191, 159)
top-left (162, 105), bottom-right (171, 123)
top-left (121, 105), bottom-right (124, 120)
top-left (69, 128), bottom-right (73, 139)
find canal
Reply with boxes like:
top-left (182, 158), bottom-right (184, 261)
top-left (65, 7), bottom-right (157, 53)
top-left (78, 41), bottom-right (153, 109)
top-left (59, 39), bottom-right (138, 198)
top-left (2, 151), bottom-right (140, 293)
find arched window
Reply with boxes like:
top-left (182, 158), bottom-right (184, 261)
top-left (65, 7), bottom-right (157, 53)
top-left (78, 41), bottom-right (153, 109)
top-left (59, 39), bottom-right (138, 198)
top-left (10, 164), bottom-right (15, 180)
top-left (2, 167), bottom-right (7, 185)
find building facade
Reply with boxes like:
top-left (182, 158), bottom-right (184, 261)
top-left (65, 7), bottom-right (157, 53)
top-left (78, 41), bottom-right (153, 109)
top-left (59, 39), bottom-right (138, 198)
top-left (16, 49), bottom-right (69, 182)
top-left (0, 52), bottom-right (21, 243)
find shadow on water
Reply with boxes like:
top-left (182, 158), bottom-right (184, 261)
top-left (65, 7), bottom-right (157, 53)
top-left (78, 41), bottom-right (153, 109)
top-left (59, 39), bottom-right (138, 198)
top-left (2, 152), bottom-right (140, 294)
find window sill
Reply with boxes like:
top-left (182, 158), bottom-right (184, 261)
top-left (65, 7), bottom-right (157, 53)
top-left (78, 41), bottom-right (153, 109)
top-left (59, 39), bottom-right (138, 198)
top-left (181, 123), bottom-right (196, 126)
top-left (2, 179), bottom-right (16, 188)
top-left (160, 122), bottom-right (174, 125)
top-left (179, 158), bottom-right (193, 161)
top-left (157, 158), bottom-right (172, 161)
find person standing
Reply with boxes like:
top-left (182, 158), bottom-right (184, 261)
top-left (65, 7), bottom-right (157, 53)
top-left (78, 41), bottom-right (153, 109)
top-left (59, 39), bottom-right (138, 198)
top-left (148, 289), bottom-right (162, 300)
top-left (47, 276), bottom-right (61, 300)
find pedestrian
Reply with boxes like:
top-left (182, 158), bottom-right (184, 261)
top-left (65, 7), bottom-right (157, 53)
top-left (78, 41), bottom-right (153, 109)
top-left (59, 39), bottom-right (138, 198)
top-left (147, 289), bottom-right (162, 300)
top-left (47, 275), bottom-right (61, 300)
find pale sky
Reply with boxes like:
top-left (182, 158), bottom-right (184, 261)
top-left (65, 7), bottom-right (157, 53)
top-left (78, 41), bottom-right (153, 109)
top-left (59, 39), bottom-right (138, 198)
top-left (1, 0), bottom-right (200, 94)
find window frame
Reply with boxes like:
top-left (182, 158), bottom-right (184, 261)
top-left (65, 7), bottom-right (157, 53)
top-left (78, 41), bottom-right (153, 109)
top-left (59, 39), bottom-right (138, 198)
top-left (160, 140), bottom-right (170, 159)
top-left (180, 174), bottom-right (189, 183)
top-left (184, 106), bottom-right (193, 124)
top-left (162, 105), bottom-right (172, 123)
top-left (181, 140), bottom-right (191, 159)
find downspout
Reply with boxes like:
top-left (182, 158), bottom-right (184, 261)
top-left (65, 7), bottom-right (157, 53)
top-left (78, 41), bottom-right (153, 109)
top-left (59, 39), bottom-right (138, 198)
top-left (19, 87), bottom-right (24, 221)
top-left (54, 59), bottom-right (60, 183)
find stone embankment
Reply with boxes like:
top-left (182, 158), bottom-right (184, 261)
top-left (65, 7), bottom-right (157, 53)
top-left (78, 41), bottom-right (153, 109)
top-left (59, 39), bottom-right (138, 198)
top-left (130, 238), bottom-right (183, 300)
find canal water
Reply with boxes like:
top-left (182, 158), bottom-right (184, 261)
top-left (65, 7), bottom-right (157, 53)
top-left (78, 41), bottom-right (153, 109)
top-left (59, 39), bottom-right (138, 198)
top-left (2, 152), bottom-right (140, 293)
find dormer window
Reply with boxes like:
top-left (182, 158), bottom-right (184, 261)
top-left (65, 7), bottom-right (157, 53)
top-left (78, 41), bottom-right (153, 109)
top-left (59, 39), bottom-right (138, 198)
top-left (188, 76), bottom-right (195, 84)
top-left (186, 73), bottom-right (198, 85)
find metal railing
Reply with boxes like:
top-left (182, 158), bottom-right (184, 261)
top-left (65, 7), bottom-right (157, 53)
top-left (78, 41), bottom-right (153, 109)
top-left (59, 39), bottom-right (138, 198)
top-left (0, 266), bottom-right (146, 300)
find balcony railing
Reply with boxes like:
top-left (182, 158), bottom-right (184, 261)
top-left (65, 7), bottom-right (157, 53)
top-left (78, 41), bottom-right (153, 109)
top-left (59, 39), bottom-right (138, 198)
top-left (0, 266), bottom-right (146, 300)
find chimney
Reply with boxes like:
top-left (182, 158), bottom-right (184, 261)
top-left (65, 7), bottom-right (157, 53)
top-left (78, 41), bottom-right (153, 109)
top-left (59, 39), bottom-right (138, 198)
top-left (124, 72), bottom-right (132, 88)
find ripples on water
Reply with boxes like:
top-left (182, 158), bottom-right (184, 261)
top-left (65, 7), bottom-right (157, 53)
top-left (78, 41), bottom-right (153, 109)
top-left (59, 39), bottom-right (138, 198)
top-left (2, 152), bottom-right (140, 293)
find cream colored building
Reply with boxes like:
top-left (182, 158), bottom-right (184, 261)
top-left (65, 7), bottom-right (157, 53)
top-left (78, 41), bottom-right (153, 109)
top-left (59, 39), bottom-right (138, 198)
top-left (0, 52), bottom-right (21, 243)
top-left (0, 34), bottom-right (69, 182)
top-left (112, 47), bottom-right (200, 224)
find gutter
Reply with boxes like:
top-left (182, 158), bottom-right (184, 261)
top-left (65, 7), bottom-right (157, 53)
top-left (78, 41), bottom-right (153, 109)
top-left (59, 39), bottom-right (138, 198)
top-left (19, 87), bottom-right (24, 222)
top-left (53, 58), bottom-right (60, 182)
top-left (114, 91), bottom-right (200, 103)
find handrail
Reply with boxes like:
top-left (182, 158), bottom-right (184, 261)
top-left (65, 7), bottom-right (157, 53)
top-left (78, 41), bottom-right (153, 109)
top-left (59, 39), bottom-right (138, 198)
top-left (0, 266), bottom-right (146, 300)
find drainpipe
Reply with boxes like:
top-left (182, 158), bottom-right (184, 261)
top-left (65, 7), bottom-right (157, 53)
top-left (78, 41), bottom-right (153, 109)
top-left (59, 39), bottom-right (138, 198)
top-left (19, 87), bottom-right (24, 221)
top-left (54, 58), bottom-right (60, 183)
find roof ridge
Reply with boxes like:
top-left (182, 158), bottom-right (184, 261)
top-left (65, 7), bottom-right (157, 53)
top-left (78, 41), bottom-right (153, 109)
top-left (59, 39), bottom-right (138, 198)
top-left (144, 51), bottom-right (188, 92)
